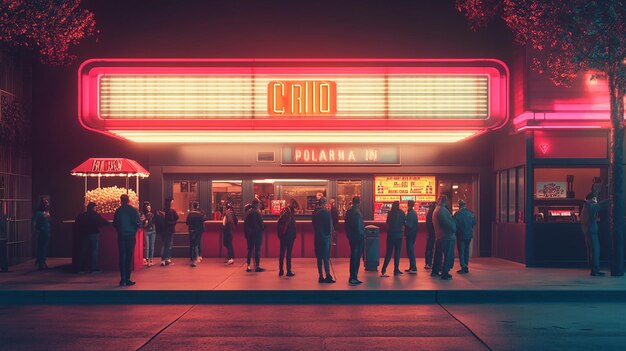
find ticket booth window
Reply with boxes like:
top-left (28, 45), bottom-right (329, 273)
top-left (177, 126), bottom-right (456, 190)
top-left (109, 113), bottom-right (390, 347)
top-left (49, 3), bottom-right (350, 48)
top-left (337, 180), bottom-right (362, 219)
top-left (253, 179), bottom-right (328, 216)
top-left (212, 180), bottom-right (242, 219)
top-left (172, 180), bottom-right (198, 232)
top-left (533, 167), bottom-right (602, 223)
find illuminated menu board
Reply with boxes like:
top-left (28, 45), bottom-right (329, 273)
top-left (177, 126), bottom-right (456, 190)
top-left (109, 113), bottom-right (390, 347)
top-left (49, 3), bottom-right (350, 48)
top-left (374, 175), bottom-right (437, 221)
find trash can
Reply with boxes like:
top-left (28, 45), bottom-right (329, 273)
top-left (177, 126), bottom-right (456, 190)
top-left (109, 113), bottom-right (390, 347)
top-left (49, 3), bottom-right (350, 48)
top-left (364, 225), bottom-right (380, 271)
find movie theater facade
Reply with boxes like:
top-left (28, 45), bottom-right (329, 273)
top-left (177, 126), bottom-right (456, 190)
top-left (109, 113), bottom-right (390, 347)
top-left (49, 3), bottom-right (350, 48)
top-left (78, 58), bottom-right (623, 267)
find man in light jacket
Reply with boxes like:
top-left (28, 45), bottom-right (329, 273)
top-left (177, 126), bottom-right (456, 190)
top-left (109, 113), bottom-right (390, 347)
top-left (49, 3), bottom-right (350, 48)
top-left (432, 195), bottom-right (456, 280)
top-left (453, 200), bottom-right (476, 274)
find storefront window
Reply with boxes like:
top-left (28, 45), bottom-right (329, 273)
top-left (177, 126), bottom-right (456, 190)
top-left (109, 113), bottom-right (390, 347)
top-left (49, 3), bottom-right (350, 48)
top-left (533, 167), bottom-right (601, 223)
top-left (516, 167), bottom-right (525, 222)
top-left (253, 179), bottom-right (327, 216)
top-left (212, 180), bottom-right (242, 219)
top-left (508, 169), bottom-right (516, 222)
top-left (337, 180), bottom-right (362, 219)
top-left (496, 167), bottom-right (525, 223)
top-left (499, 171), bottom-right (507, 222)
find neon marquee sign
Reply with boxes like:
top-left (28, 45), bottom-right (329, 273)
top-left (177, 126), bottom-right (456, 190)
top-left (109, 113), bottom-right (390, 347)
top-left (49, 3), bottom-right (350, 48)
top-left (78, 59), bottom-right (509, 143)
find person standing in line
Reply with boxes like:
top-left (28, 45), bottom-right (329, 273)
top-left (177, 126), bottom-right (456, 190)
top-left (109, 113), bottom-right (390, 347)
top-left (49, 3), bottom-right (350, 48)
top-left (432, 195), bottom-right (457, 280)
top-left (244, 198), bottom-right (265, 272)
top-left (186, 201), bottom-right (206, 267)
top-left (312, 197), bottom-right (335, 283)
top-left (404, 200), bottom-right (419, 274)
top-left (277, 199), bottom-right (298, 277)
top-left (75, 202), bottom-right (108, 274)
top-left (140, 201), bottom-right (156, 267)
top-left (580, 192), bottom-right (609, 276)
top-left (344, 196), bottom-right (364, 285)
top-left (329, 197), bottom-right (339, 248)
top-left (424, 202), bottom-right (436, 270)
top-left (381, 201), bottom-right (406, 277)
top-left (222, 202), bottom-right (237, 265)
top-left (160, 198), bottom-right (179, 267)
top-left (454, 200), bottom-right (476, 274)
top-left (33, 197), bottom-right (52, 270)
top-left (113, 194), bottom-right (140, 287)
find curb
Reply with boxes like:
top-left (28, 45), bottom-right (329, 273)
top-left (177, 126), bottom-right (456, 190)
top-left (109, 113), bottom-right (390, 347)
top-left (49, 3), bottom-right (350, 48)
top-left (1, 289), bottom-right (625, 304)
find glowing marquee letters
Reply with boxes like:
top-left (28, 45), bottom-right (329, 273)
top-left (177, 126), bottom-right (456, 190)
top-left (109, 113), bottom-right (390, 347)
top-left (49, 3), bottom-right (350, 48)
top-left (268, 81), bottom-right (337, 116)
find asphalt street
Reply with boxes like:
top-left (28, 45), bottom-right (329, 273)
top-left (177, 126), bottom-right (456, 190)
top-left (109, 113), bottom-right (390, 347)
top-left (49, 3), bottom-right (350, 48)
top-left (1, 303), bottom-right (624, 351)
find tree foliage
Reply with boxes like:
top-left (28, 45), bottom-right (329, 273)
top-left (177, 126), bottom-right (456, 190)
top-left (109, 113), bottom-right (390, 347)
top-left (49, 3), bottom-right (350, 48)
top-left (0, 0), bottom-right (96, 65)
top-left (456, 0), bottom-right (625, 90)
top-left (457, 0), bottom-right (626, 275)
top-left (0, 96), bottom-right (30, 145)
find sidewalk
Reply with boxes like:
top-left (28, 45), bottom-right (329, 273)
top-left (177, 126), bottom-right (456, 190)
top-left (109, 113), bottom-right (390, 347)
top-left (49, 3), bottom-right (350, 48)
top-left (1, 257), bottom-right (625, 304)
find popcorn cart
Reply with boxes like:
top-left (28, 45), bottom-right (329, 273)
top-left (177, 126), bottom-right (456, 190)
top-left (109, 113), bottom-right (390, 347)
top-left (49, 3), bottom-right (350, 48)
top-left (70, 158), bottom-right (149, 271)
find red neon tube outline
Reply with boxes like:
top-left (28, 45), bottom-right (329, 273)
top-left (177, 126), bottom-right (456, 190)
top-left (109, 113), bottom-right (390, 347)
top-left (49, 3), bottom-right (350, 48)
top-left (78, 58), bottom-right (509, 140)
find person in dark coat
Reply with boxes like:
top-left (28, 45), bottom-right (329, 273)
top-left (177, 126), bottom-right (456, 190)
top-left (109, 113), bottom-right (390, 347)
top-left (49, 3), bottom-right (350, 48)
top-left (244, 198), bottom-right (265, 272)
top-left (344, 196), bottom-right (364, 285)
top-left (431, 195), bottom-right (456, 280)
top-left (580, 192), bottom-right (609, 276)
top-left (113, 194), bottom-right (140, 286)
top-left (186, 201), bottom-right (206, 267)
top-left (140, 201), bottom-right (156, 267)
top-left (32, 197), bottom-right (51, 270)
top-left (381, 201), bottom-right (406, 277)
top-left (312, 197), bottom-right (335, 283)
top-left (277, 199), bottom-right (298, 277)
top-left (454, 200), bottom-right (476, 274)
top-left (424, 202), bottom-right (436, 270)
top-left (222, 202), bottom-right (237, 265)
top-left (329, 197), bottom-right (339, 248)
top-left (404, 200), bottom-right (419, 274)
top-left (159, 198), bottom-right (179, 266)
top-left (75, 202), bottom-right (108, 273)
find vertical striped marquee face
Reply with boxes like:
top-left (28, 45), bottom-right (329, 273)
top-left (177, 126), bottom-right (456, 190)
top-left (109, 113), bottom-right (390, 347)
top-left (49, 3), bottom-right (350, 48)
top-left (79, 59), bottom-right (508, 143)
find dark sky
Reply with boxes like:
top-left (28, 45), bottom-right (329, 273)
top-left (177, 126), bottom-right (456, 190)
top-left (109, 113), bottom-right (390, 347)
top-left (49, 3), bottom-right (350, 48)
top-left (31, 0), bottom-right (514, 244)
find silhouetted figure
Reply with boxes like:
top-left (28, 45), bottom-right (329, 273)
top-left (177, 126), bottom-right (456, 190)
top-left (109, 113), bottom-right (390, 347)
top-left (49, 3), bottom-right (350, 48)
top-left (75, 202), bottom-right (108, 273)
top-left (277, 199), bottom-right (298, 277)
top-left (312, 197), bottom-right (335, 283)
top-left (454, 200), bottom-right (476, 274)
top-left (329, 197), bottom-right (339, 247)
top-left (404, 200), bottom-right (419, 274)
top-left (113, 194), bottom-right (140, 286)
top-left (186, 201), bottom-right (206, 267)
top-left (381, 201), bottom-right (406, 277)
top-left (581, 193), bottom-right (609, 276)
top-left (140, 201), bottom-right (156, 267)
top-left (33, 197), bottom-right (51, 270)
top-left (244, 198), bottom-right (265, 272)
top-left (424, 202), bottom-right (436, 270)
top-left (344, 196), bottom-right (364, 285)
top-left (159, 198), bottom-right (178, 266)
top-left (432, 195), bottom-right (456, 280)
top-left (222, 202), bottom-right (237, 265)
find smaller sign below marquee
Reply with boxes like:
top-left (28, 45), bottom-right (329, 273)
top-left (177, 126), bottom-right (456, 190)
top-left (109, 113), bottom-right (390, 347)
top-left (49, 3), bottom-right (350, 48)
top-left (281, 145), bottom-right (400, 165)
